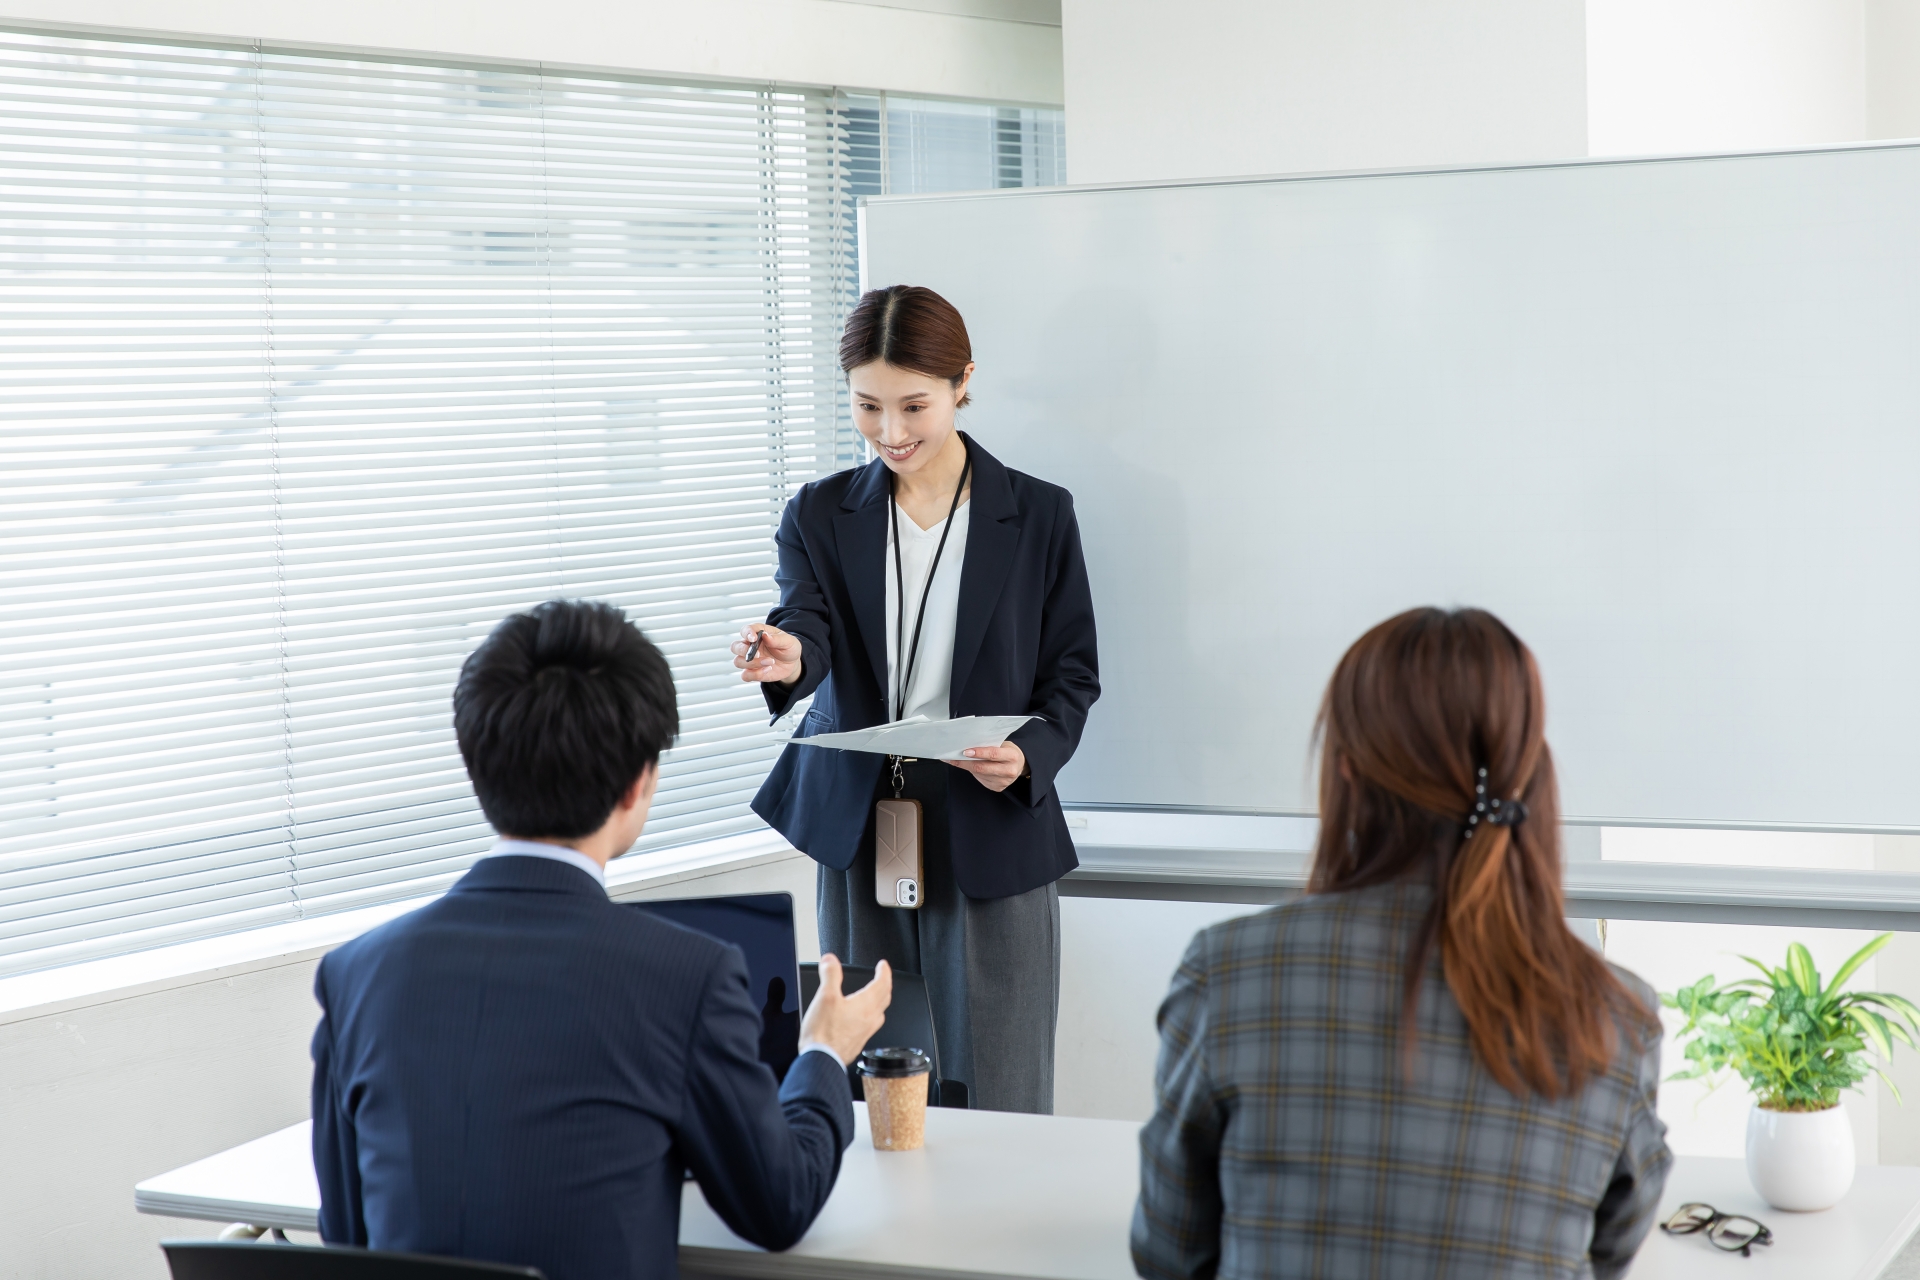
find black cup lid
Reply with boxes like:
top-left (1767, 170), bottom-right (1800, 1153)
top-left (857, 1046), bottom-right (931, 1077)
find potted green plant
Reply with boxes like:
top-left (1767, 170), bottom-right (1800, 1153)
top-left (1666, 933), bottom-right (1920, 1211)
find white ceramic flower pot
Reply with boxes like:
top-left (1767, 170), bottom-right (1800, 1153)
top-left (1746, 1103), bottom-right (1856, 1211)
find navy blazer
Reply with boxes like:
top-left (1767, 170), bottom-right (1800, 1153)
top-left (750, 434), bottom-right (1100, 899)
top-left (311, 856), bottom-right (855, 1280)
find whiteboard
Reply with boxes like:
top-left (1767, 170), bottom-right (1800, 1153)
top-left (861, 144), bottom-right (1920, 830)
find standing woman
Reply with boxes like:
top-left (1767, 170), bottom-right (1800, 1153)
top-left (732, 285), bottom-right (1099, 1114)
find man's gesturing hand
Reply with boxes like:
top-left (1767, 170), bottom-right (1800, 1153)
top-left (799, 954), bottom-right (892, 1066)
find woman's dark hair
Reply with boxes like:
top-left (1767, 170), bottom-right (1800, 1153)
top-left (454, 600), bottom-right (678, 839)
top-left (840, 285), bottom-right (973, 407)
top-left (1307, 606), bottom-right (1657, 1099)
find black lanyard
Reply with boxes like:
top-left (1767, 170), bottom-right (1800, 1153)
top-left (889, 451), bottom-right (973, 724)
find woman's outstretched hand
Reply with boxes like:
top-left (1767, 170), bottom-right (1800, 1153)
top-left (949, 740), bottom-right (1027, 793)
top-left (732, 623), bottom-right (803, 686)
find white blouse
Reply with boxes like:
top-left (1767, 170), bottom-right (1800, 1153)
top-left (883, 498), bottom-right (971, 723)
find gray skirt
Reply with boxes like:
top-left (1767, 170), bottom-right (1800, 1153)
top-left (817, 757), bottom-right (1060, 1114)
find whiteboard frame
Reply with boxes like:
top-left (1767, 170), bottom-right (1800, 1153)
top-left (859, 136), bottom-right (1920, 209)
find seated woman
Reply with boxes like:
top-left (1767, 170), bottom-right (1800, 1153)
top-left (1132, 607), bottom-right (1671, 1280)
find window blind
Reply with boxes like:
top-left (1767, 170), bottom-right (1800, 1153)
top-left (842, 93), bottom-right (1068, 197)
top-left (0, 29), bottom-right (859, 976)
top-left (0, 27), bottom-right (1066, 979)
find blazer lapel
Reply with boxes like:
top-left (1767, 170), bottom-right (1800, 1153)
top-left (834, 458), bottom-right (892, 704)
top-left (949, 434), bottom-right (1020, 705)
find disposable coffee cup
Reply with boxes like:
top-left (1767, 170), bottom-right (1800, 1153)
top-left (858, 1047), bottom-right (932, 1151)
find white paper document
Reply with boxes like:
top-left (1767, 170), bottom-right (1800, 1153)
top-left (789, 714), bottom-right (1036, 761)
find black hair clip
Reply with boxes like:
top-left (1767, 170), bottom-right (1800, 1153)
top-left (1464, 766), bottom-right (1528, 838)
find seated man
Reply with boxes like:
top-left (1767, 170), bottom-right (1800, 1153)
top-left (311, 599), bottom-right (891, 1280)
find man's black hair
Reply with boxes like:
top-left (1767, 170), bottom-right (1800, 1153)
top-left (454, 600), bottom-right (679, 839)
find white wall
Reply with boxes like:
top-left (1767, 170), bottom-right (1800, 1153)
top-left (1587, 0), bottom-right (1866, 155)
top-left (1582, 0), bottom-right (1920, 153)
top-left (1055, 897), bottom-right (1257, 1120)
top-left (1869, 0), bottom-right (1920, 137)
top-left (1876, 838), bottom-right (1920, 1164)
top-left (1062, 0), bottom-right (1920, 183)
top-left (1059, 0), bottom-right (1589, 185)
top-left (0, 853), bottom-right (821, 1280)
top-left (0, 0), bottom-right (1064, 104)
top-left (1586, 0), bottom-right (1920, 153)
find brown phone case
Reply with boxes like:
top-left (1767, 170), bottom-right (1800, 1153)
top-left (874, 798), bottom-right (924, 910)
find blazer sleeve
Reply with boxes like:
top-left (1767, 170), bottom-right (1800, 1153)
top-left (310, 959), bottom-right (367, 1247)
top-left (761, 491), bottom-right (833, 722)
top-left (1131, 932), bottom-right (1225, 1280)
top-left (677, 946), bottom-right (857, 1251)
top-left (1590, 1028), bottom-right (1674, 1278)
top-left (1007, 494), bottom-right (1100, 809)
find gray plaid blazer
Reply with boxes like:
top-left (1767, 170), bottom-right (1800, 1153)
top-left (1131, 880), bottom-right (1670, 1280)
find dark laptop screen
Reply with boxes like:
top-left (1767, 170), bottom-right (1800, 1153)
top-left (625, 892), bottom-right (801, 1081)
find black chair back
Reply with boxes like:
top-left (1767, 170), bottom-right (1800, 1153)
top-left (798, 962), bottom-right (967, 1107)
top-left (163, 1242), bottom-right (543, 1280)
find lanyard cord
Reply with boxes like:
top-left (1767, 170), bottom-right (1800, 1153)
top-left (890, 450), bottom-right (973, 723)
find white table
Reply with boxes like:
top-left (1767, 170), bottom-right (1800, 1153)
top-left (136, 1110), bottom-right (1920, 1279)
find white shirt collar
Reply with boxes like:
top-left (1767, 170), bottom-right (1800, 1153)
top-left (481, 838), bottom-right (607, 889)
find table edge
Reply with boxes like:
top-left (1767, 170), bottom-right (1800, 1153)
top-left (1856, 1183), bottom-right (1920, 1279)
top-left (679, 1246), bottom-right (1085, 1280)
top-left (134, 1189), bottom-right (320, 1234)
top-left (129, 1204), bottom-right (1109, 1280)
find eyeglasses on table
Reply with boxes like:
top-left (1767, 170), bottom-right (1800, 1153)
top-left (1660, 1202), bottom-right (1775, 1257)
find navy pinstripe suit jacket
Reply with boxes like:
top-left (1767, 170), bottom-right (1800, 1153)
top-left (311, 855), bottom-right (854, 1280)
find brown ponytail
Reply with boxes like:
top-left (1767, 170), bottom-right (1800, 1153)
top-left (1307, 607), bottom-right (1657, 1098)
top-left (841, 285), bottom-right (974, 407)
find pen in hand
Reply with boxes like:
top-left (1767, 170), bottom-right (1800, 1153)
top-left (745, 631), bottom-right (763, 664)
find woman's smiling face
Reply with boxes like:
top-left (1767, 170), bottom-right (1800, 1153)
top-left (849, 359), bottom-right (974, 475)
